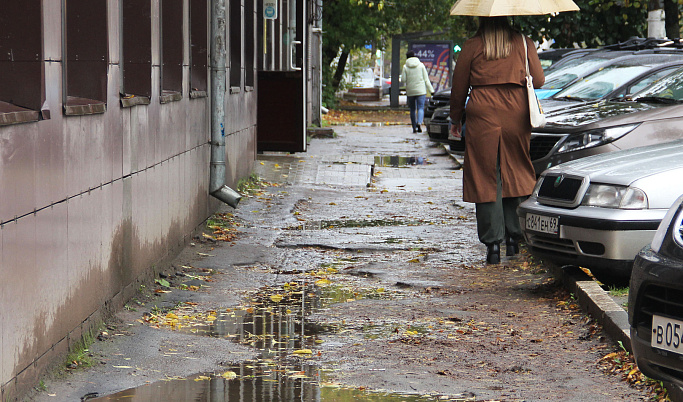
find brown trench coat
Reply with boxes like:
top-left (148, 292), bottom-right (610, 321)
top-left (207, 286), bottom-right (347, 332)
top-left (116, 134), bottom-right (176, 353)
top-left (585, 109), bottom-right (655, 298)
top-left (450, 34), bottom-right (545, 204)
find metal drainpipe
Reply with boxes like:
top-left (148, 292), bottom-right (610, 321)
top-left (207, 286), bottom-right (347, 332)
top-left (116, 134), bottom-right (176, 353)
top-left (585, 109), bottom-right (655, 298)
top-left (209, 0), bottom-right (241, 208)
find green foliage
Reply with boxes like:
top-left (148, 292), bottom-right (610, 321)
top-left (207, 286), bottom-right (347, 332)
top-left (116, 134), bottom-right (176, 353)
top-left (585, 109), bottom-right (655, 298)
top-left (515, 0), bottom-right (649, 47)
top-left (65, 329), bottom-right (97, 369)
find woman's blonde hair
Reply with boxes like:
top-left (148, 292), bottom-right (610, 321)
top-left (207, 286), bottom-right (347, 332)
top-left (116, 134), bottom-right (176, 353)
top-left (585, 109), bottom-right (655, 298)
top-left (478, 16), bottom-right (514, 60)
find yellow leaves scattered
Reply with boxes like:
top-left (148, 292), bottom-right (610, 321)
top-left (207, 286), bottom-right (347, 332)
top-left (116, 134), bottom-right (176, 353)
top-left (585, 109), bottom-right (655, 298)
top-left (220, 371), bottom-right (237, 379)
top-left (270, 294), bottom-right (284, 303)
top-left (194, 375), bottom-right (211, 382)
top-left (315, 278), bottom-right (332, 286)
top-left (292, 349), bottom-right (313, 355)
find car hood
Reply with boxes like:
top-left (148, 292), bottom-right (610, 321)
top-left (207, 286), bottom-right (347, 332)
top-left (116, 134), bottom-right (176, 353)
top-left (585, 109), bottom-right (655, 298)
top-left (543, 139), bottom-right (683, 186)
top-left (541, 98), bottom-right (586, 114)
top-left (543, 100), bottom-right (659, 128)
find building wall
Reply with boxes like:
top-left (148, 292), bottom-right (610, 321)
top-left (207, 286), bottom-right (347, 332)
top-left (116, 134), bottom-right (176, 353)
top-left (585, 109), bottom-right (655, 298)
top-left (0, 0), bottom-right (257, 399)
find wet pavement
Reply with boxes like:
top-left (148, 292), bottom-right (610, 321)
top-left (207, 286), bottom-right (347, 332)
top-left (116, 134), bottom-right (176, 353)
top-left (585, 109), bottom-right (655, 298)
top-left (31, 124), bottom-right (654, 401)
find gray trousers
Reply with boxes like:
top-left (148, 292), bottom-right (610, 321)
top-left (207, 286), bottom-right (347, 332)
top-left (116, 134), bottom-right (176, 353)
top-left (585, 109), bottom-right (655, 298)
top-left (475, 154), bottom-right (527, 245)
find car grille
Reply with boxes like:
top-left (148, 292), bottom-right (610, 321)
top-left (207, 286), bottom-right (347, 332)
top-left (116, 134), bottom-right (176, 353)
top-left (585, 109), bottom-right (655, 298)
top-left (529, 135), bottom-right (562, 160)
top-left (537, 174), bottom-right (584, 203)
top-left (526, 233), bottom-right (576, 254)
top-left (634, 284), bottom-right (683, 343)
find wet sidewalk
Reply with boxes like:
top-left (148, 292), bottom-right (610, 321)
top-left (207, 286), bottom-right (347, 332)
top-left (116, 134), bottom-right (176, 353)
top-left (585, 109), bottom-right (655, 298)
top-left (31, 124), bottom-right (655, 401)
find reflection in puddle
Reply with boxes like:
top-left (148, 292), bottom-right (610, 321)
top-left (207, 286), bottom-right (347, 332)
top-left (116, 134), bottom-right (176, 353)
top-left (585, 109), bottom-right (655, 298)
top-left (93, 362), bottom-right (468, 401)
top-left (96, 280), bottom-right (437, 401)
top-left (374, 156), bottom-right (430, 167)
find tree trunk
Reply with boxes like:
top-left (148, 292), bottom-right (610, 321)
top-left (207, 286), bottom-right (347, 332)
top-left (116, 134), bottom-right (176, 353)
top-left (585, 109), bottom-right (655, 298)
top-left (332, 49), bottom-right (349, 90)
top-left (664, 0), bottom-right (680, 39)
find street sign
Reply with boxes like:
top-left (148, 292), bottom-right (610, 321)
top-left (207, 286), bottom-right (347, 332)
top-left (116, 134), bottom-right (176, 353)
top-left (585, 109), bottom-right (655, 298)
top-left (264, 0), bottom-right (278, 19)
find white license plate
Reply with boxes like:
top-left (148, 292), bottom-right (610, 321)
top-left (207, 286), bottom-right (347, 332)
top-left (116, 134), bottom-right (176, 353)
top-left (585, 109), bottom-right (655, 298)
top-left (525, 213), bottom-right (558, 235)
top-left (652, 315), bottom-right (683, 355)
top-left (428, 124), bottom-right (442, 134)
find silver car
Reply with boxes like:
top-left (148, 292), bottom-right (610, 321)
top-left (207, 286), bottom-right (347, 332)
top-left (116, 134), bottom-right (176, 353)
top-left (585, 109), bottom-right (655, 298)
top-left (518, 140), bottom-right (683, 278)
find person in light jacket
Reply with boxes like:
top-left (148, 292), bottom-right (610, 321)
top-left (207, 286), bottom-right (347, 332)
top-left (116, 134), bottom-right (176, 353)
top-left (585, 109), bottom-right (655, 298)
top-left (449, 16), bottom-right (544, 264)
top-left (401, 51), bottom-right (435, 133)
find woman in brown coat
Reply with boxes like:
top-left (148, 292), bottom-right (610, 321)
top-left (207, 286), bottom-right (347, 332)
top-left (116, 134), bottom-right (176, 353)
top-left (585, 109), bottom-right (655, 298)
top-left (449, 16), bottom-right (544, 264)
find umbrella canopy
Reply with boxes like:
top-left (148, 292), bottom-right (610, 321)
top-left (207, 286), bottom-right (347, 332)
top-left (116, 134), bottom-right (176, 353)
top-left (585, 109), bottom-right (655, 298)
top-left (450, 0), bottom-right (579, 16)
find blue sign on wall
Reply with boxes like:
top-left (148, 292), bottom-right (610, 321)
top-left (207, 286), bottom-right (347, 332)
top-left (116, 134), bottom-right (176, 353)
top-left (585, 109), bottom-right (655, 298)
top-left (264, 0), bottom-right (278, 19)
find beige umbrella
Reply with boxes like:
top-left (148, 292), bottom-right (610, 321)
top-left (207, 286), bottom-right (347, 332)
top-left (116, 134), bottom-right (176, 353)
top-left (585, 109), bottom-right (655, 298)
top-left (450, 0), bottom-right (579, 16)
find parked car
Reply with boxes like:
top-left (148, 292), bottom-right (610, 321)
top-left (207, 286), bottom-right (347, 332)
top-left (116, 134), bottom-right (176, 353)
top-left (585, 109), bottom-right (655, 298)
top-left (531, 65), bottom-right (683, 175)
top-left (629, 193), bottom-right (683, 388)
top-left (424, 87), bottom-right (450, 123)
top-left (537, 48), bottom-right (593, 70)
top-left (536, 51), bottom-right (640, 99)
top-left (542, 56), bottom-right (683, 114)
top-left (518, 140), bottom-right (683, 278)
top-left (350, 68), bottom-right (390, 96)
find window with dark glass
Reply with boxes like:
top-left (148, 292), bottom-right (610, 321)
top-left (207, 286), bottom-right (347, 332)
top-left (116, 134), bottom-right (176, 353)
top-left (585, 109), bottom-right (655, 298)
top-left (244, 0), bottom-right (254, 89)
top-left (229, 0), bottom-right (242, 92)
top-left (161, 0), bottom-right (183, 103)
top-left (0, 0), bottom-right (43, 125)
top-left (64, 0), bottom-right (108, 115)
top-left (121, 0), bottom-right (152, 107)
top-left (190, 0), bottom-right (208, 98)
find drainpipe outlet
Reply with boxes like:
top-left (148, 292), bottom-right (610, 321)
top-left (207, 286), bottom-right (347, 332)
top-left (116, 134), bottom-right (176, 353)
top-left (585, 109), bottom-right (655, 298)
top-left (211, 185), bottom-right (242, 209)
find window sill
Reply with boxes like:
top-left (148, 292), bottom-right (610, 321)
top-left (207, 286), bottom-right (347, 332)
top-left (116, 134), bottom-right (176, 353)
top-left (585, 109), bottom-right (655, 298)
top-left (245, 85), bottom-right (254, 92)
top-left (229, 86), bottom-right (241, 94)
top-left (64, 96), bottom-right (107, 116)
top-left (0, 101), bottom-right (40, 126)
top-left (120, 95), bottom-right (151, 108)
top-left (160, 90), bottom-right (182, 104)
top-left (190, 90), bottom-right (208, 99)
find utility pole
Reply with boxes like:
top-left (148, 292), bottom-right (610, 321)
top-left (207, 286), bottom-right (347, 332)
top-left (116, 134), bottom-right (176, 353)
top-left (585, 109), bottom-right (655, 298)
top-left (648, 0), bottom-right (666, 39)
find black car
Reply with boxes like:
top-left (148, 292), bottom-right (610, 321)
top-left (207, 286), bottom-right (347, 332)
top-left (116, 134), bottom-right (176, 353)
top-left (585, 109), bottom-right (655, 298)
top-left (424, 88), bottom-right (450, 122)
top-left (629, 193), bottom-right (683, 388)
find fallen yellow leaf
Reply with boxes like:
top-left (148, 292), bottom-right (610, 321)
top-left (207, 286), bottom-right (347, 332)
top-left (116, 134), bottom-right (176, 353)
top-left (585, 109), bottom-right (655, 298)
top-left (315, 278), bottom-right (332, 286)
top-left (270, 294), bottom-right (284, 303)
top-left (221, 371), bottom-right (238, 379)
top-left (292, 349), bottom-right (313, 355)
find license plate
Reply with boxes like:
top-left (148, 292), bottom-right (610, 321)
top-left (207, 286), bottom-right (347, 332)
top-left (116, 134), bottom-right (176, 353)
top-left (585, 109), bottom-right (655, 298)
top-left (525, 213), bottom-right (559, 235)
top-left (428, 124), bottom-right (440, 134)
top-left (652, 315), bottom-right (683, 355)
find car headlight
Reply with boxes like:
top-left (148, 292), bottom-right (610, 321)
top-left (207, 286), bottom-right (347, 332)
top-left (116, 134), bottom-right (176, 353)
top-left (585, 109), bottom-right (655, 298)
top-left (581, 184), bottom-right (648, 209)
top-left (530, 177), bottom-right (544, 199)
top-left (433, 110), bottom-right (450, 119)
top-left (556, 123), bottom-right (640, 154)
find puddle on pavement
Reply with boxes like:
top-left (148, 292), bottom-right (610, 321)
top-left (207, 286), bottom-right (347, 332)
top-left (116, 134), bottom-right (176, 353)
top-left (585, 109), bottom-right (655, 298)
top-left (144, 279), bottom-right (401, 357)
top-left (92, 362), bottom-right (472, 401)
top-left (94, 281), bottom-right (455, 402)
top-left (375, 155), bottom-right (431, 167)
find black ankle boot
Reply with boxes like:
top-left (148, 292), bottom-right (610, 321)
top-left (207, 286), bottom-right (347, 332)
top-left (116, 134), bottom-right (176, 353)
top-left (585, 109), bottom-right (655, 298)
top-left (416, 124), bottom-right (422, 133)
top-left (486, 243), bottom-right (500, 264)
top-left (506, 237), bottom-right (519, 256)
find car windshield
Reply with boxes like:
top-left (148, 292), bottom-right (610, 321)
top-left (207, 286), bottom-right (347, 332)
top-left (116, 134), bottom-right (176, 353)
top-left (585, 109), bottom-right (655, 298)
top-left (633, 67), bottom-right (683, 102)
top-left (552, 64), bottom-right (653, 101)
top-left (542, 57), bottom-right (609, 89)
